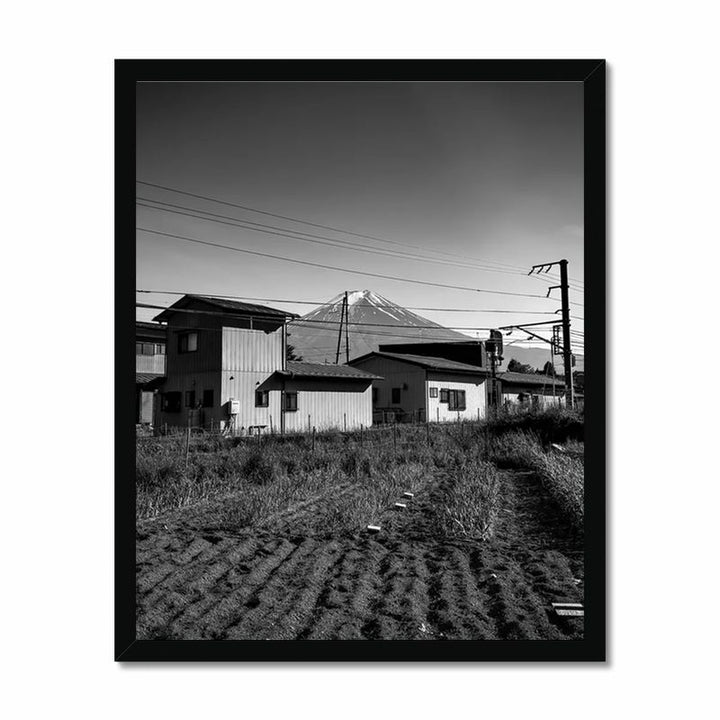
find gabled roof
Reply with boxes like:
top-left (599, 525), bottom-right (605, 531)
top-left (281, 361), bottom-right (382, 380)
top-left (350, 351), bottom-right (488, 375)
top-left (499, 371), bottom-right (565, 388)
top-left (152, 294), bottom-right (299, 323)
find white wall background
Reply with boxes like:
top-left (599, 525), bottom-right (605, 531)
top-left (3, 2), bottom-right (718, 719)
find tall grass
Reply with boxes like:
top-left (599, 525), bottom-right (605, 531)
top-left (137, 407), bottom-right (582, 535)
top-left (136, 428), bottom-right (472, 525)
top-left (490, 430), bottom-right (584, 530)
top-left (437, 456), bottom-right (500, 540)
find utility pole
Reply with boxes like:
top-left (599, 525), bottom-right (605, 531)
top-left (335, 291), bottom-right (348, 364)
top-left (558, 259), bottom-right (575, 408)
top-left (525, 259), bottom-right (574, 408)
top-left (344, 291), bottom-right (350, 364)
top-left (486, 329), bottom-right (503, 417)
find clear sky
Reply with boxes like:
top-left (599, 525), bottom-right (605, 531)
top-left (136, 81), bottom-right (584, 351)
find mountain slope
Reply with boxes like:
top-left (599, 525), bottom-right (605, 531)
top-left (287, 290), bottom-right (471, 364)
top-left (287, 289), bottom-right (584, 371)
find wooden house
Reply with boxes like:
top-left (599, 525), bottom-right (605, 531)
top-left (135, 321), bottom-right (166, 424)
top-left (153, 295), bottom-right (379, 434)
top-left (498, 371), bottom-right (566, 409)
top-left (348, 351), bottom-right (490, 423)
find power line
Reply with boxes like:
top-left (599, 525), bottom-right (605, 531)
top-left (136, 289), bottom-right (559, 315)
top-left (135, 302), bottom-right (516, 331)
top-left (136, 179), bottom-right (584, 280)
top-left (137, 227), bottom-right (552, 300)
top-left (137, 198), bottom-right (531, 278)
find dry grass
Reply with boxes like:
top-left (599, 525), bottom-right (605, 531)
top-left (437, 456), bottom-right (500, 540)
top-left (490, 430), bottom-right (584, 530)
top-left (136, 408), bottom-right (582, 535)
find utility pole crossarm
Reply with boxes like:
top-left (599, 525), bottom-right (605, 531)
top-left (527, 259), bottom-right (575, 408)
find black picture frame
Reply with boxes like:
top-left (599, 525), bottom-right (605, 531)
top-left (116, 59), bottom-right (606, 662)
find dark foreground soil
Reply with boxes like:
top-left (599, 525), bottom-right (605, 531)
top-left (136, 470), bottom-right (583, 640)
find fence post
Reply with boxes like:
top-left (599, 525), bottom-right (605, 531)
top-left (308, 414), bottom-right (311, 432)
top-left (360, 424), bottom-right (364, 445)
top-left (436, 407), bottom-right (440, 423)
top-left (270, 415), bottom-right (273, 435)
top-left (344, 413), bottom-right (347, 432)
top-left (312, 426), bottom-right (316, 452)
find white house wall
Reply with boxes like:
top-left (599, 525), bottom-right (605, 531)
top-left (349, 355), bottom-right (426, 415)
top-left (427, 372), bottom-right (487, 422)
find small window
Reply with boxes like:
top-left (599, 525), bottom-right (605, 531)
top-left (255, 390), bottom-right (269, 407)
top-left (429, 387), bottom-right (438, 398)
top-left (283, 392), bottom-right (298, 411)
top-left (162, 391), bottom-right (181, 413)
top-left (391, 388), bottom-right (401, 404)
top-left (448, 390), bottom-right (466, 411)
top-left (142, 342), bottom-right (155, 355)
top-left (372, 387), bottom-right (378, 404)
top-left (135, 342), bottom-right (143, 354)
top-left (202, 389), bottom-right (214, 408)
top-left (185, 390), bottom-right (196, 407)
top-left (156, 343), bottom-right (166, 355)
top-left (439, 389), bottom-right (449, 403)
top-left (178, 331), bottom-right (198, 353)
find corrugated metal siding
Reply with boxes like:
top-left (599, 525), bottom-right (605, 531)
top-left (283, 379), bottom-right (373, 432)
top-left (222, 327), bottom-right (283, 372)
top-left (136, 354), bottom-right (166, 374)
top-left (220, 370), bottom-right (283, 432)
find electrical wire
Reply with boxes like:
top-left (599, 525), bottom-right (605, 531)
top-left (137, 227), bottom-right (553, 300)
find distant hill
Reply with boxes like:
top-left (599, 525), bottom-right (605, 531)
top-left (288, 289), bottom-right (584, 371)
top-left (499, 345), bottom-right (584, 373)
top-left (288, 290), bottom-right (470, 364)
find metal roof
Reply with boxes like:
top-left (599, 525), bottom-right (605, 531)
top-left (499, 371), bottom-right (565, 388)
top-left (283, 361), bottom-right (382, 380)
top-left (351, 351), bottom-right (488, 375)
top-left (136, 372), bottom-right (165, 385)
top-left (153, 294), bottom-right (299, 322)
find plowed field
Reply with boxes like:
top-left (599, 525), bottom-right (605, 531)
top-left (136, 469), bottom-right (583, 640)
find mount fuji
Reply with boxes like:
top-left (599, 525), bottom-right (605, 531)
top-left (287, 290), bottom-right (471, 364)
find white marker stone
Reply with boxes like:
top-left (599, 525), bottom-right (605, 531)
top-left (366, 525), bottom-right (381, 533)
top-left (394, 503), bottom-right (407, 509)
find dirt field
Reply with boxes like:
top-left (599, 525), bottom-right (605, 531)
top-left (136, 467), bottom-right (583, 640)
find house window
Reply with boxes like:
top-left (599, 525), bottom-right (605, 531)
top-left (283, 392), bottom-right (298, 411)
top-left (162, 391), bottom-right (181, 413)
top-left (156, 343), bottom-right (166, 355)
top-left (185, 390), bottom-right (196, 407)
top-left (202, 389), bottom-right (214, 408)
top-left (136, 342), bottom-right (159, 355)
top-left (439, 389), bottom-right (449, 403)
top-left (372, 387), bottom-right (378, 404)
top-left (391, 388), bottom-right (401, 404)
top-left (448, 390), bottom-right (466, 411)
top-left (255, 390), bottom-right (269, 407)
top-left (429, 387), bottom-right (438, 398)
top-left (178, 331), bottom-right (198, 353)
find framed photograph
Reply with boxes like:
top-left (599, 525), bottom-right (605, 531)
top-left (116, 59), bottom-right (605, 661)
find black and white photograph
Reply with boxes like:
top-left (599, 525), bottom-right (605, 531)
top-left (117, 60), bottom-right (605, 661)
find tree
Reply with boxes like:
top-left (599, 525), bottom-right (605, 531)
top-left (542, 360), bottom-right (556, 377)
top-left (507, 358), bottom-right (536, 374)
top-left (286, 344), bottom-right (303, 361)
